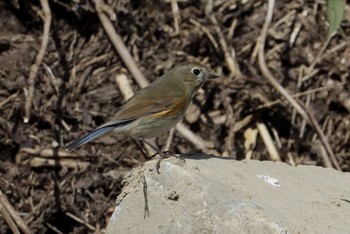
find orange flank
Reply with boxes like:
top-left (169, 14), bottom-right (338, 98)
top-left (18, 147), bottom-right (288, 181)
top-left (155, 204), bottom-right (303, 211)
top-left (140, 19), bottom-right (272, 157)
top-left (149, 96), bottom-right (187, 118)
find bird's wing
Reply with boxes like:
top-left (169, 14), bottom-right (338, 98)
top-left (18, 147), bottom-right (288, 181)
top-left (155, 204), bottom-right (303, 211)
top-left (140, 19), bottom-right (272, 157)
top-left (65, 92), bottom-right (187, 151)
top-left (100, 90), bottom-right (188, 128)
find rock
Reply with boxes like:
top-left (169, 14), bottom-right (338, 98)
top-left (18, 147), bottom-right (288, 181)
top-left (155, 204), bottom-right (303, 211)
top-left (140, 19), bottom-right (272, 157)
top-left (106, 154), bottom-right (350, 234)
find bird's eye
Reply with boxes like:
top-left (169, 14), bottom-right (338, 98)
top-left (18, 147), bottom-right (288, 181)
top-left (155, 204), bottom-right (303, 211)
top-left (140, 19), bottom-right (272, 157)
top-left (191, 67), bottom-right (201, 77)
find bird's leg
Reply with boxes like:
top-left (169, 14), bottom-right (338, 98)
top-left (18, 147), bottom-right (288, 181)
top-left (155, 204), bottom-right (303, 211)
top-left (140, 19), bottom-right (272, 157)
top-left (140, 139), bottom-right (165, 174)
top-left (133, 138), bottom-right (163, 173)
top-left (133, 139), bottom-right (155, 160)
top-left (134, 138), bottom-right (179, 174)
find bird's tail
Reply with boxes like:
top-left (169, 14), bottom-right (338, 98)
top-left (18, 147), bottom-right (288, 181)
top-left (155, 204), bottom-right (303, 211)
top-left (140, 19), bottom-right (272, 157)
top-left (65, 126), bottom-right (115, 151)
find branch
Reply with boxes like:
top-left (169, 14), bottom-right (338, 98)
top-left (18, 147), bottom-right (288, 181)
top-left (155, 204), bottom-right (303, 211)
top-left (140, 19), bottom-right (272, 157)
top-left (0, 189), bottom-right (32, 234)
top-left (24, 0), bottom-right (51, 123)
top-left (257, 0), bottom-right (340, 170)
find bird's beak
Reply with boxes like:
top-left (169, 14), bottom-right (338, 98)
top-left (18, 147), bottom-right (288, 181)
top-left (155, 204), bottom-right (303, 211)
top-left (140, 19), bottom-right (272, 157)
top-left (207, 72), bottom-right (219, 79)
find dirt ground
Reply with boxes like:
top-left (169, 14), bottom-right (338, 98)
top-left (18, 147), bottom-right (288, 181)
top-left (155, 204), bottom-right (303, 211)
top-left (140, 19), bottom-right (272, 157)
top-left (0, 0), bottom-right (349, 233)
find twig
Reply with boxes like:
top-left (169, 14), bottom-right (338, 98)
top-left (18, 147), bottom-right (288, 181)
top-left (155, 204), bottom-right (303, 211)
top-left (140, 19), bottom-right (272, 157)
top-left (164, 127), bottom-right (175, 152)
top-left (45, 222), bottom-right (64, 234)
top-left (43, 63), bottom-right (59, 94)
top-left (206, 1), bottom-right (242, 78)
top-left (16, 147), bottom-right (89, 169)
top-left (189, 18), bottom-right (219, 49)
top-left (302, 36), bottom-right (332, 82)
top-left (176, 123), bottom-right (211, 150)
top-left (254, 82), bottom-right (347, 110)
top-left (24, 0), bottom-right (51, 123)
top-left (256, 122), bottom-right (281, 161)
top-left (170, 0), bottom-right (181, 34)
top-left (227, 18), bottom-right (237, 39)
top-left (244, 127), bottom-right (258, 160)
top-left (289, 21), bottom-right (302, 47)
top-left (0, 91), bottom-right (19, 109)
top-left (287, 152), bottom-right (296, 166)
top-left (16, 147), bottom-right (79, 159)
top-left (75, 53), bottom-right (112, 72)
top-left (94, 0), bottom-right (148, 88)
top-left (20, 157), bottom-right (89, 170)
top-left (223, 96), bottom-right (235, 156)
top-left (257, 0), bottom-right (340, 170)
top-left (0, 202), bottom-right (20, 234)
top-left (0, 189), bottom-right (32, 234)
top-left (115, 73), bottom-right (135, 100)
top-left (65, 212), bottom-right (95, 231)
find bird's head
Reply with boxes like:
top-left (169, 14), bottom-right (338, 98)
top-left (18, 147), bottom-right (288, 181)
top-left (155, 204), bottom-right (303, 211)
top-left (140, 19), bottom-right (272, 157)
top-left (171, 62), bottom-right (218, 96)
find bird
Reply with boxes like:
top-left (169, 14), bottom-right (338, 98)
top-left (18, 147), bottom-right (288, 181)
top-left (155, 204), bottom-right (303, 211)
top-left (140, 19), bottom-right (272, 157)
top-left (65, 61), bottom-right (218, 168)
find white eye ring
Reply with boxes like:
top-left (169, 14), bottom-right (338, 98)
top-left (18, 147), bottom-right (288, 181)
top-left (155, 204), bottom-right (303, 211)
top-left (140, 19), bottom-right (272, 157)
top-left (191, 67), bottom-right (201, 77)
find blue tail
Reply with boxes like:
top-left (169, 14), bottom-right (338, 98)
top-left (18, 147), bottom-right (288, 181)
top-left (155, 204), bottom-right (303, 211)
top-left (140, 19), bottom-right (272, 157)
top-left (65, 126), bottom-right (115, 151)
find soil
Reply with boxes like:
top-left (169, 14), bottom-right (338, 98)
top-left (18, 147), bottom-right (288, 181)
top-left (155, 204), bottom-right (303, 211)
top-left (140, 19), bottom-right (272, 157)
top-left (0, 0), bottom-right (349, 233)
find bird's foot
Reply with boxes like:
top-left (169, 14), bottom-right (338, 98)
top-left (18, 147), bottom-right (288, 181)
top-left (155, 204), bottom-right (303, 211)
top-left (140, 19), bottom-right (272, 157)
top-left (155, 151), bottom-right (186, 174)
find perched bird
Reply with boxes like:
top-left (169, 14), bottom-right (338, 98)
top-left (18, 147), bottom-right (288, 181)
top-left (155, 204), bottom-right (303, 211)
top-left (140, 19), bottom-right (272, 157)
top-left (65, 62), bottom-right (218, 162)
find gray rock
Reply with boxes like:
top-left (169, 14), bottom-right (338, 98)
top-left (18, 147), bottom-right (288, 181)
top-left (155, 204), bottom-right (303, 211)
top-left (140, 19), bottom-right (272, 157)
top-left (106, 154), bottom-right (350, 234)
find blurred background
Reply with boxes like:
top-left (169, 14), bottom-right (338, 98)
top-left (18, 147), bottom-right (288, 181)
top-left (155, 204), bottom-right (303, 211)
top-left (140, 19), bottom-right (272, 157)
top-left (0, 0), bottom-right (349, 232)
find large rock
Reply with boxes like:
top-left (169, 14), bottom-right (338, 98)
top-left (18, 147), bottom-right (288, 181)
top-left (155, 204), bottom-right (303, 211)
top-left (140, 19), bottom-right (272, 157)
top-left (106, 154), bottom-right (350, 233)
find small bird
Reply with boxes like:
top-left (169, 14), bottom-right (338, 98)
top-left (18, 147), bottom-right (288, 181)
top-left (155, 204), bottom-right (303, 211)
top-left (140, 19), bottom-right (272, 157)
top-left (65, 62), bottom-right (218, 165)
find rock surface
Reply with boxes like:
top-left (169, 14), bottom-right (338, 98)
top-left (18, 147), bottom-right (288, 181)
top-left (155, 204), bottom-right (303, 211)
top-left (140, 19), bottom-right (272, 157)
top-left (106, 154), bottom-right (350, 234)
